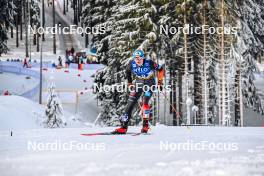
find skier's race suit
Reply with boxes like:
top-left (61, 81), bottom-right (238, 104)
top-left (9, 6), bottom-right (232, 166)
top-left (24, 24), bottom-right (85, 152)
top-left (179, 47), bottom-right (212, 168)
top-left (116, 50), bottom-right (164, 133)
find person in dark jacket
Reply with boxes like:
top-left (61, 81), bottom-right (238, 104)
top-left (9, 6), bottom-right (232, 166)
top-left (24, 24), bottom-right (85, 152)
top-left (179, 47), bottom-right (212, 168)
top-left (114, 50), bottom-right (164, 134)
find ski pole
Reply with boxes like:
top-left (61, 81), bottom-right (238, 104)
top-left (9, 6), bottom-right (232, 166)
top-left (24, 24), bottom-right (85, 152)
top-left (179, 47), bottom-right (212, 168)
top-left (160, 90), bottom-right (191, 129)
top-left (160, 91), bottom-right (180, 117)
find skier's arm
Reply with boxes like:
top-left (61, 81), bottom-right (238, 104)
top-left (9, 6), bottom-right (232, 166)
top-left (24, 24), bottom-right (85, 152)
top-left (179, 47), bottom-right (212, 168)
top-left (151, 60), bottom-right (164, 83)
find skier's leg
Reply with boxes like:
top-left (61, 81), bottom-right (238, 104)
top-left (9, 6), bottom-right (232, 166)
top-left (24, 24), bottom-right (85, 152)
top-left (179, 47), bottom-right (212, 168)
top-left (141, 90), bottom-right (153, 133)
top-left (121, 88), bottom-right (143, 126)
top-left (142, 90), bottom-right (153, 118)
top-left (114, 87), bottom-right (142, 134)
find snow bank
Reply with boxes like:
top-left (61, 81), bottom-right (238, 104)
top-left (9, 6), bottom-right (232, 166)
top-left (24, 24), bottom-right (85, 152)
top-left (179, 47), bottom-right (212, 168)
top-left (0, 95), bottom-right (87, 130)
top-left (0, 96), bottom-right (44, 130)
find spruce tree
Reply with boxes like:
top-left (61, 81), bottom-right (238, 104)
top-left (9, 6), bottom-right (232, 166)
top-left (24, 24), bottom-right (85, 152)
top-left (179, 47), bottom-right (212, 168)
top-left (0, 0), bottom-right (15, 55)
top-left (44, 83), bottom-right (66, 128)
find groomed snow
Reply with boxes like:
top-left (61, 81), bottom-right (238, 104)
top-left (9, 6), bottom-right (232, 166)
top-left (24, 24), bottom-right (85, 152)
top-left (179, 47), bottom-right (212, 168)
top-left (0, 95), bottom-right (44, 130)
top-left (0, 126), bottom-right (263, 176)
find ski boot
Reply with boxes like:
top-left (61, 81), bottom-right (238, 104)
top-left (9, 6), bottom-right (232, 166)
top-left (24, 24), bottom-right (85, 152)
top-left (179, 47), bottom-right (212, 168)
top-left (113, 126), bottom-right (127, 134)
top-left (141, 119), bottom-right (149, 133)
top-left (141, 104), bottom-right (150, 133)
top-left (113, 114), bottom-right (129, 134)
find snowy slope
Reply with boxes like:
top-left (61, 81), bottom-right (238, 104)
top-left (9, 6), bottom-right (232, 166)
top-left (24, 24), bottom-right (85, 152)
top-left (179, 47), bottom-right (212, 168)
top-left (0, 95), bottom-right (87, 130)
top-left (0, 96), bottom-right (44, 130)
top-left (0, 64), bottom-right (102, 122)
top-left (0, 126), bottom-right (263, 176)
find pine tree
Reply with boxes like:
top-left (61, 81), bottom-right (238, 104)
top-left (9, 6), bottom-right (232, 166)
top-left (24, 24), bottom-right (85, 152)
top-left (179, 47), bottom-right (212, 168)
top-left (29, 0), bottom-right (40, 46)
top-left (0, 0), bottom-right (15, 55)
top-left (91, 0), bottom-right (162, 125)
top-left (88, 0), bottom-right (264, 126)
top-left (44, 83), bottom-right (66, 128)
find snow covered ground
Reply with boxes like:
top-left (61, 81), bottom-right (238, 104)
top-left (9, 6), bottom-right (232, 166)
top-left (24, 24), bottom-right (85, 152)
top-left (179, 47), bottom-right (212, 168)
top-left (0, 126), bottom-right (263, 176)
top-left (0, 96), bottom-right (44, 130)
top-left (0, 95), bottom-right (87, 130)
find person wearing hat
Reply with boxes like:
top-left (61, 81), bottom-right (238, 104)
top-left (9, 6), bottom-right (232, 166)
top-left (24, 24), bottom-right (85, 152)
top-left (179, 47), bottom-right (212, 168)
top-left (114, 50), bottom-right (164, 134)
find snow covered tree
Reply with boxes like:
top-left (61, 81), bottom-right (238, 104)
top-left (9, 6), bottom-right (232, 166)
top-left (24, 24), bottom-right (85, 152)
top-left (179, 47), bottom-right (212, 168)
top-left (89, 0), bottom-right (264, 126)
top-left (91, 0), bottom-right (161, 125)
top-left (44, 83), bottom-right (66, 128)
top-left (29, 0), bottom-right (40, 46)
top-left (233, 0), bottom-right (264, 117)
top-left (0, 0), bottom-right (15, 55)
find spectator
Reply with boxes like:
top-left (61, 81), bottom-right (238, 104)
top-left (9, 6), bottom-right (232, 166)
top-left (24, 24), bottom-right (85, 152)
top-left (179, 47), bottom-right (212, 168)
top-left (68, 54), bottom-right (73, 63)
top-left (71, 47), bottom-right (75, 55)
top-left (78, 55), bottom-right (83, 70)
top-left (65, 57), bottom-right (70, 68)
top-left (58, 56), bottom-right (63, 67)
top-left (23, 57), bottom-right (29, 68)
top-left (65, 49), bottom-right (69, 60)
top-left (52, 61), bottom-right (56, 68)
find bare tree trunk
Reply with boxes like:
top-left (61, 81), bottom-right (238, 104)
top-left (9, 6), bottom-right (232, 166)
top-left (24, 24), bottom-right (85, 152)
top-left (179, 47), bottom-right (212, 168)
top-left (234, 67), bottom-right (240, 126)
top-left (79, 0), bottom-right (82, 23)
top-left (66, 0), bottom-right (69, 12)
top-left (234, 64), bottom-right (243, 126)
top-left (178, 71), bottom-right (183, 125)
top-left (52, 0), bottom-right (56, 54)
top-left (183, 0), bottom-right (190, 125)
top-left (36, 30), bottom-right (40, 52)
top-left (24, 0), bottom-right (29, 57)
top-left (85, 33), bottom-right (89, 47)
top-left (169, 69), bottom-right (173, 114)
top-left (37, 24), bottom-right (40, 52)
top-left (11, 26), bottom-right (14, 38)
top-left (63, 0), bottom-right (66, 15)
top-left (193, 55), bottom-right (201, 123)
top-left (33, 32), bottom-right (36, 45)
top-left (219, 0), bottom-right (226, 126)
top-left (42, 0), bottom-right (45, 41)
top-left (172, 70), bottom-right (177, 126)
top-left (73, 0), bottom-right (77, 24)
top-left (203, 0), bottom-right (208, 124)
top-left (77, 0), bottom-right (79, 23)
top-left (20, 5), bottom-right (23, 41)
top-left (16, 15), bottom-right (19, 47)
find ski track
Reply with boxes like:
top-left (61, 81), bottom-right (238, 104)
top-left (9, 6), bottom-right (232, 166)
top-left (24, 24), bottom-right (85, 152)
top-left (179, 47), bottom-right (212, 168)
top-left (0, 126), bottom-right (263, 176)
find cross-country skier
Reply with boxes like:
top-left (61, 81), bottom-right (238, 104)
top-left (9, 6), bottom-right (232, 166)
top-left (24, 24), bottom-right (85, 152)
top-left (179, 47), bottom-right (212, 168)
top-left (114, 50), bottom-right (164, 134)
